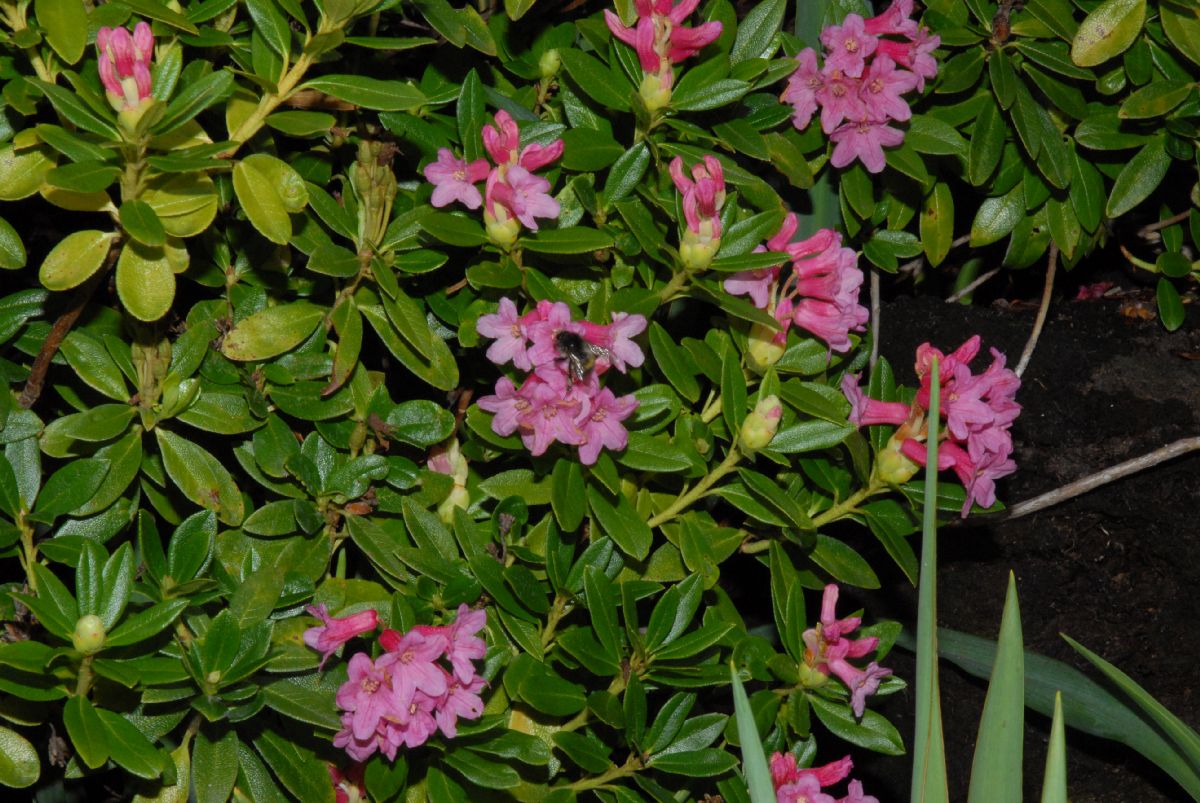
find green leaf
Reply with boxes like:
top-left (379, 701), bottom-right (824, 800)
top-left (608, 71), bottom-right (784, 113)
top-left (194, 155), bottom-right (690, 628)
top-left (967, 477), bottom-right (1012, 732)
top-left (96, 708), bottom-right (168, 779)
top-left (1106, 137), bottom-right (1170, 218)
top-left (263, 678), bottom-right (342, 729)
top-left (970, 183), bottom-right (1025, 247)
top-left (31, 80), bottom-right (118, 139)
top-left (810, 695), bottom-right (906, 755)
top-left (421, 211), bottom-right (488, 247)
top-left (221, 301), bottom-right (325, 361)
top-left (588, 486), bottom-right (652, 560)
top-left (116, 241), bottom-right (176, 322)
top-left (63, 696), bottom-right (109, 769)
top-left (671, 79), bottom-right (750, 112)
top-left (0, 144), bottom-right (55, 201)
top-left (44, 161), bottom-right (120, 193)
top-left (603, 142), bottom-right (650, 203)
top-left (560, 128), bottom-right (623, 171)
top-left (192, 727), bottom-right (238, 803)
top-left (39, 229), bottom-right (116, 292)
top-left (301, 75), bottom-right (426, 112)
top-left (731, 666), bottom-right (775, 803)
top-left (265, 110), bottom-right (336, 137)
top-left (1119, 80), bottom-right (1195, 119)
top-left (551, 460), bottom-right (586, 532)
top-left (31, 458), bottom-right (108, 522)
top-left (0, 725), bottom-right (39, 788)
top-left (731, 0), bottom-right (785, 63)
top-left (1071, 0), bottom-right (1146, 66)
top-left (1041, 692), bottom-right (1069, 802)
top-left (0, 216), bottom-right (27, 269)
top-left (155, 429), bottom-right (245, 525)
top-left (921, 183), bottom-right (954, 267)
top-left (763, 132), bottom-right (814, 189)
top-left (233, 158), bottom-right (293, 244)
top-left (1162, 1), bottom-right (1200, 67)
top-left (154, 69), bottom-right (234, 135)
top-left (120, 199), bottom-right (167, 246)
top-left (105, 600), bottom-right (189, 647)
top-left (1157, 278), bottom-right (1186, 331)
top-left (35, 0), bottom-right (87, 63)
top-left (647, 748), bottom-right (738, 777)
top-left (967, 573), bottom-right (1024, 803)
top-left (522, 227), bottom-right (614, 254)
top-left (559, 48), bottom-right (631, 111)
top-left (118, 0), bottom-right (199, 32)
top-left (443, 748), bottom-right (521, 789)
top-left (246, 0), bottom-right (291, 56)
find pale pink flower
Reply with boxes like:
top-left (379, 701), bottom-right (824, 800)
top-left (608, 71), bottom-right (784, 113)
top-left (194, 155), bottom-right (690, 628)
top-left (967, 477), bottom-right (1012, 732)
top-left (445, 604), bottom-right (487, 684)
top-left (816, 70), bottom-right (868, 134)
top-left (820, 14), bottom-right (877, 78)
top-left (839, 780), bottom-right (881, 803)
top-left (389, 690), bottom-right (439, 751)
top-left (724, 267), bottom-right (779, 309)
top-left (335, 653), bottom-right (403, 747)
top-left (489, 165), bottom-right (560, 230)
top-left (304, 605), bottom-right (379, 670)
top-left (385, 629), bottom-right (449, 709)
top-left (424, 148), bottom-right (490, 209)
top-left (577, 387), bottom-right (638, 465)
top-left (829, 118), bottom-right (906, 173)
top-left (435, 673), bottom-right (487, 738)
top-left (577, 312), bottom-right (648, 372)
top-left (476, 297), bottom-right (533, 370)
top-left (859, 56), bottom-right (919, 122)
top-left (97, 22), bottom-right (154, 112)
top-left (477, 376), bottom-right (528, 436)
top-left (781, 48), bottom-right (823, 130)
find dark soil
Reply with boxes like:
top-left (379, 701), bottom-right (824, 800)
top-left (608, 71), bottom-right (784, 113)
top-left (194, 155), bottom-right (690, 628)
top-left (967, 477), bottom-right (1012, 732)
top-left (850, 281), bottom-right (1200, 802)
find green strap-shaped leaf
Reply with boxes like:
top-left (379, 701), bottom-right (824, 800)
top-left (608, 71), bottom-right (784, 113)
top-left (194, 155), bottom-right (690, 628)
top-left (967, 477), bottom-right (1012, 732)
top-left (155, 429), bottom-right (245, 525)
top-left (38, 230), bottom-right (115, 292)
top-left (1071, 0), bottom-right (1146, 66)
top-left (63, 696), bottom-right (109, 769)
top-left (300, 75), bottom-right (427, 112)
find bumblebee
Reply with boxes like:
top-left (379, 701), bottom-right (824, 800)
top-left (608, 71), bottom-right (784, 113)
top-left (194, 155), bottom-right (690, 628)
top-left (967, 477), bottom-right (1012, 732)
top-left (554, 330), bottom-right (609, 387)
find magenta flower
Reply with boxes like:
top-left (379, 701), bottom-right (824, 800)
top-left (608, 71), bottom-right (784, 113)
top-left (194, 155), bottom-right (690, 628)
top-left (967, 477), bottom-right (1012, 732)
top-left (865, 0), bottom-right (919, 37)
top-left (304, 604), bottom-right (379, 670)
top-left (434, 673), bottom-right (486, 738)
top-left (482, 110), bottom-right (565, 170)
top-left (841, 374), bottom-right (909, 427)
top-left (816, 70), bottom-right (869, 135)
top-left (335, 653), bottom-right (403, 747)
top-left (801, 584), bottom-right (891, 718)
top-left (577, 387), bottom-right (639, 465)
top-left (770, 752), bottom-right (876, 803)
top-left (724, 215), bottom-right (867, 353)
top-left (830, 119), bottom-right (905, 174)
top-left (820, 14), bottom-right (877, 78)
top-left (577, 311), bottom-right (648, 373)
top-left (424, 148), bottom-right (490, 210)
top-left (670, 154), bottom-right (726, 236)
top-left (385, 630), bottom-right (449, 709)
top-left (477, 376), bottom-right (527, 436)
top-left (97, 22), bottom-right (154, 112)
top-left (604, 0), bottom-right (723, 73)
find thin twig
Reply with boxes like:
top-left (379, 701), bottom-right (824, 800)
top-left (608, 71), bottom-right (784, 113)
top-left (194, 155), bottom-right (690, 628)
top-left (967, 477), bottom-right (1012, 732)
top-left (1137, 209), bottom-right (1190, 239)
top-left (1015, 243), bottom-right (1057, 378)
top-left (1005, 436), bottom-right (1200, 520)
top-left (868, 268), bottom-right (881, 375)
top-left (945, 267), bottom-right (1001, 304)
top-left (18, 253), bottom-right (116, 409)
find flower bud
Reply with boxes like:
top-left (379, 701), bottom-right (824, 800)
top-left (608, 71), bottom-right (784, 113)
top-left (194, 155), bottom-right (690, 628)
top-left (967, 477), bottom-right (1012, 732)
top-left (538, 48), bottom-right (561, 80)
top-left (740, 394), bottom-right (782, 451)
top-left (747, 322), bottom-right (785, 370)
top-left (874, 434), bottom-right (920, 485)
top-left (638, 73), bottom-right (673, 112)
top-left (72, 615), bottom-right (106, 655)
top-left (798, 660), bottom-right (829, 689)
top-left (437, 486), bottom-right (471, 524)
top-left (484, 208), bottom-right (522, 250)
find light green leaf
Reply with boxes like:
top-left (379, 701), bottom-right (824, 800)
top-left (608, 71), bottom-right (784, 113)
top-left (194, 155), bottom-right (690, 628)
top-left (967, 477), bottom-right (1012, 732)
top-left (233, 158), bottom-right (293, 244)
top-left (155, 429), bottom-right (245, 525)
top-left (0, 725), bottom-right (39, 788)
top-left (116, 241), bottom-right (176, 322)
top-left (35, 0), bottom-right (87, 63)
top-left (0, 216), bottom-right (26, 269)
top-left (1071, 0), bottom-right (1146, 66)
top-left (38, 230), bottom-right (115, 292)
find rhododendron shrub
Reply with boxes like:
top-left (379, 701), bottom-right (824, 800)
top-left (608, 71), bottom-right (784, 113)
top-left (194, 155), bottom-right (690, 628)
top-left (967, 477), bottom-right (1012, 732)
top-left (0, 0), bottom-right (1058, 800)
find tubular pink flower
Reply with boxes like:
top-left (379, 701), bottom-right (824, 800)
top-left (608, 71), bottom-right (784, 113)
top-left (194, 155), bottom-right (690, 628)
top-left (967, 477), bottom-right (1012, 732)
top-left (434, 673), bottom-right (486, 738)
top-left (819, 14), bottom-right (877, 78)
top-left (576, 311), bottom-right (648, 373)
top-left (829, 118), bottom-right (906, 173)
top-left (841, 374), bottom-right (910, 427)
top-left (724, 267), bottom-right (780, 309)
top-left (304, 605), bottom-right (379, 670)
top-left (477, 376), bottom-right (528, 436)
top-left (801, 585), bottom-right (890, 718)
top-left (424, 148), bottom-right (490, 210)
top-left (335, 653), bottom-right (403, 745)
top-left (865, 0), bottom-right (919, 37)
top-left (771, 752), bottom-right (864, 803)
top-left (482, 110), bottom-right (522, 165)
top-left (840, 779), bottom-right (881, 803)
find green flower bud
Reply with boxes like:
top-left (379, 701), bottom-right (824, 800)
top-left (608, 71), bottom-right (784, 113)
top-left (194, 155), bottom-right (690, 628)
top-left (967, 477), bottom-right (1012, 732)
top-left (639, 73), bottom-right (672, 112)
top-left (485, 211), bottom-right (522, 250)
top-left (798, 660), bottom-right (829, 689)
top-left (72, 615), bottom-right (106, 655)
top-left (747, 322), bottom-right (785, 370)
top-left (539, 49), bottom-right (561, 80)
top-left (740, 394), bottom-right (782, 451)
top-left (875, 434), bottom-right (921, 486)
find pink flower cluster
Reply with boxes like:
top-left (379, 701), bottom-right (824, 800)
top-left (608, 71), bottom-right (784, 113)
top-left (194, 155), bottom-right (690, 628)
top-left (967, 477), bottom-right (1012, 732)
top-left (781, 0), bottom-right (939, 173)
top-left (331, 605), bottom-right (488, 761)
top-left (770, 752), bottom-right (879, 803)
top-left (476, 298), bottom-right (645, 465)
top-left (97, 22), bottom-right (154, 113)
top-left (604, 0), bottom-right (722, 108)
top-left (423, 110), bottom-right (564, 242)
top-left (724, 212), bottom-right (867, 353)
top-left (670, 155), bottom-right (726, 269)
top-left (802, 584), bottom-right (892, 718)
top-left (842, 335), bottom-right (1020, 516)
